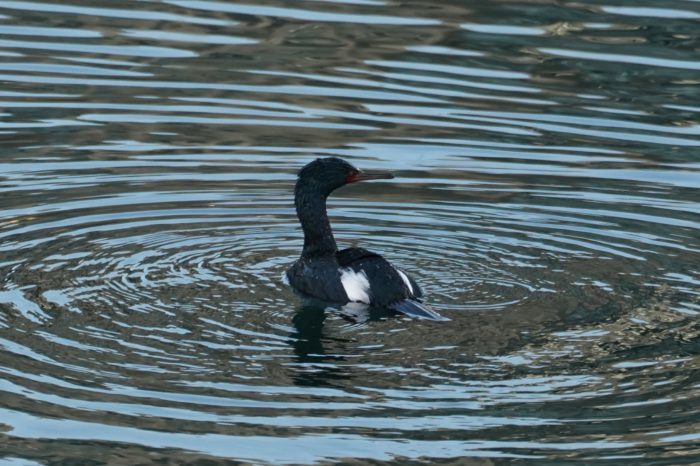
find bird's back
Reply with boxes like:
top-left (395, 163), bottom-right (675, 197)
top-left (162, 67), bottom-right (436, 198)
top-left (336, 247), bottom-right (422, 306)
top-left (287, 248), bottom-right (445, 320)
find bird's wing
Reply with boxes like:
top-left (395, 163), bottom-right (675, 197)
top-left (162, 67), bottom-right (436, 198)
top-left (336, 247), bottom-right (423, 304)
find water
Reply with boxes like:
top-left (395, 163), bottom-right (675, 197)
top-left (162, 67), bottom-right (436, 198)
top-left (1, 0), bottom-right (699, 464)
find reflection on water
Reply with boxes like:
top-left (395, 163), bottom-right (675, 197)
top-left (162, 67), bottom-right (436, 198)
top-left (0, 0), bottom-right (699, 463)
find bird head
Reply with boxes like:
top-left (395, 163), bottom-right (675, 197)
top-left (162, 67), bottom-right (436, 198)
top-left (297, 157), bottom-right (394, 196)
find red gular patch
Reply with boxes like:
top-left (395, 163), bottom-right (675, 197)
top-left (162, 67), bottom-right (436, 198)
top-left (345, 170), bottom-right (361, 183)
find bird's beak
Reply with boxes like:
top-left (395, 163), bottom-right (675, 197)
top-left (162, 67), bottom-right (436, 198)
top-left (347, 169), bottom-right (394, 183)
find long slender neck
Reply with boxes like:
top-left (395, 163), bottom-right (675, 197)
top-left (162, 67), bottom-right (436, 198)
top-left (295, 180), bottom-right (337, 257)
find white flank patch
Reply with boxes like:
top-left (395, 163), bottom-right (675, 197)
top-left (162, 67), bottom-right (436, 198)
top-left (280, 271), bottom-right (290, 286)
top-left (396, 269), bottom-right (414, 295)
top-left (340, 268), bottom-right (371, 304)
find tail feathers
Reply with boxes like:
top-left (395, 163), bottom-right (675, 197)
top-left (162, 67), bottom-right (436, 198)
top-left (389, 300), bottom-right (449, 321)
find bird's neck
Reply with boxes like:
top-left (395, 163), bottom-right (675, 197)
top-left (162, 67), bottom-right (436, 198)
top-left (295, 181), bottom-right (338, 257)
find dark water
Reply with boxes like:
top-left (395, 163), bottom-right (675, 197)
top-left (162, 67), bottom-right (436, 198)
top-left (1, 0), bottom-right (699, 464)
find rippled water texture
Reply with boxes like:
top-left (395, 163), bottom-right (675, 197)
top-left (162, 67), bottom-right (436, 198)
top-left (1, 0), bottom-right (699, 464)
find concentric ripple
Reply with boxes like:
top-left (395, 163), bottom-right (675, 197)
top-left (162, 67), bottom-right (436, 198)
top-left (0, 0), bottom-right (699, 464)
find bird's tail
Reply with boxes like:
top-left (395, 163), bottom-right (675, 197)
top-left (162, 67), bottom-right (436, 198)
top-left (389, 300), bottom-right (449, 321)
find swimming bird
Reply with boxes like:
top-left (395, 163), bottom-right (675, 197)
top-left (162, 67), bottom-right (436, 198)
top-left (286, 157), bottom-right (447, 321)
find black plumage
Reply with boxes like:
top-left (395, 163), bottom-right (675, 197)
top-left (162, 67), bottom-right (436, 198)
top-left (286, 157), bottom-right (446, 321)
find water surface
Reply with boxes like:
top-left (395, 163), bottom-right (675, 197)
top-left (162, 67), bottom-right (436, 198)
top-left (1, 0), bottom-right (699, 464)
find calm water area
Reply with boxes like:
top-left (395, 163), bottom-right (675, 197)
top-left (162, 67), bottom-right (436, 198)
top-left (1, 0), bottom-right (699, 464)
